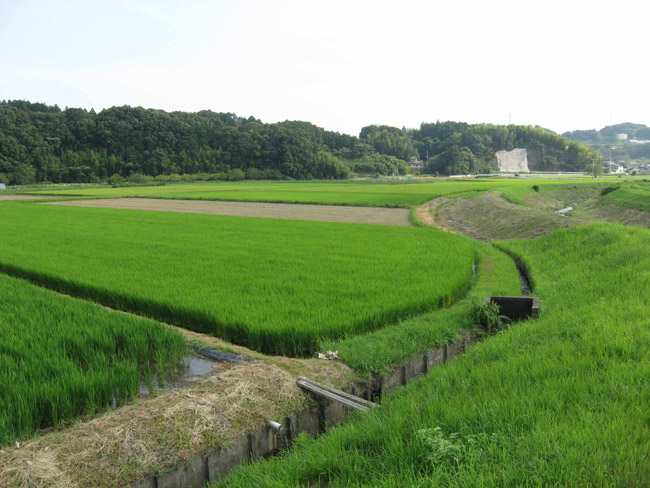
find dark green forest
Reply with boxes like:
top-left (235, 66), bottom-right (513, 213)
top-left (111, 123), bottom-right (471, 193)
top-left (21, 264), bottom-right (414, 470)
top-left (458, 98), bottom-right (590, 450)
top-left (0, 100), bottom-right (601, 185)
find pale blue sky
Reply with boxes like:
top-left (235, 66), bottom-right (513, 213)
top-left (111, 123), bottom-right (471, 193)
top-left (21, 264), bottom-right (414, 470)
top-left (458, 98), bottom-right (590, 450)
top-left (1, 0), bottom-right (648, 135)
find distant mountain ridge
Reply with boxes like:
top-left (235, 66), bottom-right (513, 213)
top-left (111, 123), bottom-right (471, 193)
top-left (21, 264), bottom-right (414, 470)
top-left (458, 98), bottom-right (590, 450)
top-left (563, 123), bottom-right (650, 143)
top-left (562, 123), bottom-right (650, 164)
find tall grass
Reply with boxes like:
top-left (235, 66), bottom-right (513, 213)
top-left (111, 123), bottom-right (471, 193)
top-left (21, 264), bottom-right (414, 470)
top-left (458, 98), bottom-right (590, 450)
top-left (0, 274), bottom-right (186, 445)
top-left (216, 223), bottom-right (650, 486)
top-left (0, 203), bottom-right (475, 356)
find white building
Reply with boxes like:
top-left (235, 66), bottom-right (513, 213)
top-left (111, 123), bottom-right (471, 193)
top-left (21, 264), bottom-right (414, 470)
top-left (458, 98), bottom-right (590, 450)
top-left (616, 133), bottom-right (628, 140)
top-left (607, 163), bottom-right (625, 174)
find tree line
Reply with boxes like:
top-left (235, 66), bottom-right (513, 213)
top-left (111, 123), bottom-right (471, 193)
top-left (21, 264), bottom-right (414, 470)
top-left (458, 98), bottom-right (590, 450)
top-left (0, 100), bottom-right (601, 185)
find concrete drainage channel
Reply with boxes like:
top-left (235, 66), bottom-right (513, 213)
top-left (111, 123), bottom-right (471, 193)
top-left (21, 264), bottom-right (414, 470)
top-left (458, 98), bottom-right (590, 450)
top-left (126, 330), bottom-right (478, 488)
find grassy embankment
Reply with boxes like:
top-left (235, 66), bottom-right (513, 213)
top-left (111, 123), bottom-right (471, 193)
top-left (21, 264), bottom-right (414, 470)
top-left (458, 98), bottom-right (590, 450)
top-left (0, 273), bottom-right (186, 446)
top-left (216, 223), bottom-right (650, 487)
top-left (434, 180), bottom-right (650, 241)
top-left (597, 183), bottom-right (650, 212)
top-left (0, 202), bottom-right (475, 357)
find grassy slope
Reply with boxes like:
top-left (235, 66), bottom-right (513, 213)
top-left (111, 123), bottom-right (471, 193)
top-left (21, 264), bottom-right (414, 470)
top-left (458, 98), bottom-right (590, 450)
top-left (217, 223), bottom-right (650, 487)
top-left (0, 202), bottom-right (474, 356)
top-left (0, 273), bottom-right (186, 445)
top-left (436, 191), bottom-right (579, 241)
top-left (598, 184), bottom-right (650, 212)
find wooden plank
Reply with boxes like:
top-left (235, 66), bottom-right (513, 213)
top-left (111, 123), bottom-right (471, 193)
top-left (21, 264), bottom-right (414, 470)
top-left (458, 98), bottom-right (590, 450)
top-left (297, 377), bottom-right (380, 411)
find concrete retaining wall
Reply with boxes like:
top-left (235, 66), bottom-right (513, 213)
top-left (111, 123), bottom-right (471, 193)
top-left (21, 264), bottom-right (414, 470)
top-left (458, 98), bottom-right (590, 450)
top-left (125, 331), bottom-right (476, 488)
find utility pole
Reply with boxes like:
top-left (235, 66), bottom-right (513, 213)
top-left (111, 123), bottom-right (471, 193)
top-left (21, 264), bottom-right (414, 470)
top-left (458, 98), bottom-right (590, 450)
top-left (592, 158), bottom-right (596, 179)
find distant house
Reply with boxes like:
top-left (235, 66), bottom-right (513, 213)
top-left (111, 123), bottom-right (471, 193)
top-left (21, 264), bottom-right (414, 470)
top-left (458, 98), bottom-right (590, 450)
top-left (409, 156), bottom-right (424, 170)
top-left (636, 163), bottom-right (650, 175)
top-left (616, 133), bottom-right (628, 140)
top-left (607, 163), bottom-right (625, 174)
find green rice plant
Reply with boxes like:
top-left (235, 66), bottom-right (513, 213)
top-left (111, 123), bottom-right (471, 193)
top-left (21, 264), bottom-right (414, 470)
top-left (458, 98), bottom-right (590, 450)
top-left (215, 223), bottom-right (650, 487)
top-left (0, 202), bottom-right (475, 356)
top-left (0, 273), bottom-right (186, 445)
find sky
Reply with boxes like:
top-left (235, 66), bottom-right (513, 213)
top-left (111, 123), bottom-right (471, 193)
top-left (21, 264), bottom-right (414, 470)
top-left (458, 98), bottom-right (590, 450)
top-left (1, 0), bottom-right (648, 136)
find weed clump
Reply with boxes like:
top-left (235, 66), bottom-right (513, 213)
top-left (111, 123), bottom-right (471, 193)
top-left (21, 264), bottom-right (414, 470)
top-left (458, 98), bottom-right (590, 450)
top-left (416, 427), bottom-right (505, 470)
top-left (472, 300), bottom-right (512, 334)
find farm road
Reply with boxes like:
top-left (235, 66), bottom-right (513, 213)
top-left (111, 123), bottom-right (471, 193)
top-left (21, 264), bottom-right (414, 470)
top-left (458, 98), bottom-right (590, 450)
top-left (45, 198), bottom-right (412, 226)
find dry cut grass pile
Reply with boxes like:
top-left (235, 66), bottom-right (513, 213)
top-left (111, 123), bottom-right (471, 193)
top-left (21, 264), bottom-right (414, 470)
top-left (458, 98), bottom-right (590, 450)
top-left (0, 360), bottom-right (352, 488)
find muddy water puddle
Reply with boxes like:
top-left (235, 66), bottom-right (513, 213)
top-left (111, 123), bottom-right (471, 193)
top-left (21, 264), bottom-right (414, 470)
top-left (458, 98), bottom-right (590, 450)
top-left (111, 349), bottom-right (243, 407)
top-left (138, 355), bottom-right (221, 395)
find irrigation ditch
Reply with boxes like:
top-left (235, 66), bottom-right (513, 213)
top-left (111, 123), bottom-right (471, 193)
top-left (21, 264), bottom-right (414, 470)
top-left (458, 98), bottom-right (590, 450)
top-left (127, 290), bottom-right (540, 487)
top-left (126, 283), bottom-right (540, 487)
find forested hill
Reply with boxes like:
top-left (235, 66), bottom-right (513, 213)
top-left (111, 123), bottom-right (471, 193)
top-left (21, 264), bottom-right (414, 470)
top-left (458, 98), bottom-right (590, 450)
top-left (0, 101), bottom-right (362, 184)
top-left (0, 100), bottom-right (601, 185)
top-left (562, 123), bottom-right (650, 164)
top-left (362, 123), bottom-right (602, 175)
top-left (563, 123), bottom-right (650, 143)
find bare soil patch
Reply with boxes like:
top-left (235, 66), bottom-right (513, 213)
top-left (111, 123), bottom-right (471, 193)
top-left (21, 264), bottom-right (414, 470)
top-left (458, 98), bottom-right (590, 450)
top-left (45, 198), bottom-right (412, 226)
top-left (0, 195), bottom-right (54, 201)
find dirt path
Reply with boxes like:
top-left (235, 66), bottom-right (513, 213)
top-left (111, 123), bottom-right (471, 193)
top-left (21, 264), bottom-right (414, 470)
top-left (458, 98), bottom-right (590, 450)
top-left (45, 198), bottom-right (412, 226)
top-left (415, 197), bottom-right (463, 234)
top-left (0, 195), bottom-right (54, 201)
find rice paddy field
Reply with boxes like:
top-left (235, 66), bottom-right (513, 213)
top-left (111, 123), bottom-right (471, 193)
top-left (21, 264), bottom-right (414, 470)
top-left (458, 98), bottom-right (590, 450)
top-left (2, 177), bottom-right (649, 486)
top-left (216, 223), bottom-right (650, 487)
top-left (0, 273), bottom-right (185, 445)
top-left (23, 178), bottom-right (617, 207)
top-left (24, 180), bottom-right (477, 206)
top-left (0, 201), bottom-right (475, 356)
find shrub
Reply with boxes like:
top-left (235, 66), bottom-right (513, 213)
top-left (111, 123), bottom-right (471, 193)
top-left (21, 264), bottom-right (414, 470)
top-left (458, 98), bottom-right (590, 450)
top-left (601, 186), bottom-right (620, 196)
